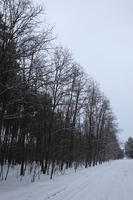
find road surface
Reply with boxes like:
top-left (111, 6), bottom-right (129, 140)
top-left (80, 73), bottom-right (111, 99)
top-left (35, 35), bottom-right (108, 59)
top-left (1, 159), bottom-right (133, 200)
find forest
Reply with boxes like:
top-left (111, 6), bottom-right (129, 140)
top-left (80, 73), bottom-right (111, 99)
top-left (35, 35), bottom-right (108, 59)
top-left (0, 0), bottom-right (123, 180)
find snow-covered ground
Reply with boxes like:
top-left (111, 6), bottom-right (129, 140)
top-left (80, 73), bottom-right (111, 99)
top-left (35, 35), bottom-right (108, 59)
top-left (1, 159), bottom-right (133, 200)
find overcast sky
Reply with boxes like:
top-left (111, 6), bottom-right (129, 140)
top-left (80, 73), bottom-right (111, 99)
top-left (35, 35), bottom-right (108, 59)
top-left (39, 0), bottom-right (133, 142)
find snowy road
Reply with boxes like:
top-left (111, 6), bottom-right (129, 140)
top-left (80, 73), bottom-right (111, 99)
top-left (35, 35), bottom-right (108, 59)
top-left (1, 159), bottom-right (133, 200)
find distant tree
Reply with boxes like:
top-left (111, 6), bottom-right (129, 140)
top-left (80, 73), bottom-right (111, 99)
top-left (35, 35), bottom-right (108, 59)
top-left (125, 137), bottom-right (133, 158)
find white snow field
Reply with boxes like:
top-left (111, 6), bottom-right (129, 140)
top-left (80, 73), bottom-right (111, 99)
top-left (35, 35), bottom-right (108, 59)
top-left (1, 159), bottom-right (133, 200)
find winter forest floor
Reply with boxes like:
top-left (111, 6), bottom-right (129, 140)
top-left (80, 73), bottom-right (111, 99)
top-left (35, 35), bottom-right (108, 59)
top-left (1, 159), bottom-right (133, 200)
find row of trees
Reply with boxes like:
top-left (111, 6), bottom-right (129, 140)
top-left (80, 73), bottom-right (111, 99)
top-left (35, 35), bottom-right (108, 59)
top-left (0, 0), bottom-right (123, 180)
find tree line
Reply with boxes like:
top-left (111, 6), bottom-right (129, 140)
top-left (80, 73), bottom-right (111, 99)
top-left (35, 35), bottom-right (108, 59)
top-left (0, 0), bottom-right (123, 180)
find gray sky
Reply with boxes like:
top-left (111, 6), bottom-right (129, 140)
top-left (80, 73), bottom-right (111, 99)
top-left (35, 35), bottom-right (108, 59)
top-left (41, 0), bottom-right (133, 142)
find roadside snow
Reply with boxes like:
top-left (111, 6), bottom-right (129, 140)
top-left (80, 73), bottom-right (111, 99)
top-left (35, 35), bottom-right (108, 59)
top-left (1, 160), bottom-right (133, 200)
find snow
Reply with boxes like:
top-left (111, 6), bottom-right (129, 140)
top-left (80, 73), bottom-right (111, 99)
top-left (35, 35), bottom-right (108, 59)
top-left (1, 159), bottom-right (133, 200)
